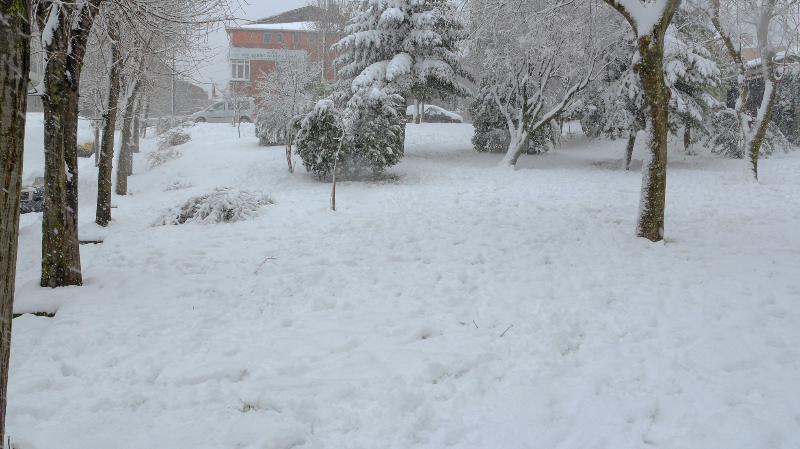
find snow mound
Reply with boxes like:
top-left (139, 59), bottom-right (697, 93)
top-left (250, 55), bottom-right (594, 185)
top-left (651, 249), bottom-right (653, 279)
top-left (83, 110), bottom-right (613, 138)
top-left (152, 188), bottom-right (274, 226)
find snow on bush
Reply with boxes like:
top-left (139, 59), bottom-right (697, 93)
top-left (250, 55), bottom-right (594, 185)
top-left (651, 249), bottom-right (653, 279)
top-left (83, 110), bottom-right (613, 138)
top-left (152, 188), bottom-right (274, 226)
top-left (146, 147), bottom-right (183, 170)
top-left (156, 116), bottom-right (190, 135)
top-left (296, 90), bottom-right (405, 181)
top-left (157, 128), bottom-right (191, 150)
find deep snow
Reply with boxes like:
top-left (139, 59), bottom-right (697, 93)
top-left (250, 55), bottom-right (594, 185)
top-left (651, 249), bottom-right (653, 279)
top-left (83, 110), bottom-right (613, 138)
top-left (8, 117), bottom-right (800, 448)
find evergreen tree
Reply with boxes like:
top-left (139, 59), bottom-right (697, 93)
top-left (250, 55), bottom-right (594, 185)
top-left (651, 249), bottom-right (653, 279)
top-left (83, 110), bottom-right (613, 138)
top-left (332, 0), bottom-right (471, 106)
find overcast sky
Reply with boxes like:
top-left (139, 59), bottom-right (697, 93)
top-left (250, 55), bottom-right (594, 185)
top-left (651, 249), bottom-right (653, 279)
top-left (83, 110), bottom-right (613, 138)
top-left (190, 0), bottom-right (308, 98)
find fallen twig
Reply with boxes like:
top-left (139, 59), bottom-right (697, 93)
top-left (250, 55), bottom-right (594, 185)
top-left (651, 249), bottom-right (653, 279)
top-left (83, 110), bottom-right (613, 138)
top-left (473, 319), bottom-right (478, 328)
top-left (500, 324), bottom-right (513, 337)
top-left (254, 256), bottom-right (277, 274)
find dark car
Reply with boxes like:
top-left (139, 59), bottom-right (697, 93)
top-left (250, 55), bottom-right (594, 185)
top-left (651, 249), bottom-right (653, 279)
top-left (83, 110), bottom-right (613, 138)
top-left (20, 177), bottom-right (44, 214)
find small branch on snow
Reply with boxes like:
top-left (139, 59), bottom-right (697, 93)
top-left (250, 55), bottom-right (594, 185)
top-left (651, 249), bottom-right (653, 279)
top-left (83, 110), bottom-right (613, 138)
top-left (473, 319), bottom-right (478, 328)
top-left (500, 325), bottom-right (513, 337)
top-left (254, 257), bottom-right (278, 274)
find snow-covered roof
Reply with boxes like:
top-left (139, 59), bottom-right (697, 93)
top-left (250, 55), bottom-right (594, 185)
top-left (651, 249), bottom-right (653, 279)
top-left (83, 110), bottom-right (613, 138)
top-left (228, 22), bottom-right (314, 32)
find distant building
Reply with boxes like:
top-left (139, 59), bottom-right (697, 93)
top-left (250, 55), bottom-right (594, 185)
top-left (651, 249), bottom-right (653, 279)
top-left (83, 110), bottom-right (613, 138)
top-left (226, 6), bottom-right (344, 98)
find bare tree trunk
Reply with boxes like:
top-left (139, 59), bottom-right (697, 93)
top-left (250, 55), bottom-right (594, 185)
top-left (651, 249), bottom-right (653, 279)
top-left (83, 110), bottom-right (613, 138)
top-left (116, 87), bottom-right (139, 195)
top-left (0, 2), bottom-right (31, 444)
top-left (285, 125), bottom-right (295, 173)
top-left (132, 97), bottom-right (141, 153)
top-left (420, 100), bottom-right (425, 123)
top-left (683, 124), bottom-right (691, 154)
top-left (633, 36), bottom-right (672, 242)
top-left (96, 38), bottom-right (122, 227)
top-left (605, 0), bottom-right (681, 242)
top-left (36, 0), bottom-right (101, 287)
top-left (140, 95), bottom-right (149, 138)
top-left (413, 99), bottom-right (420, 124)
top-left (624, 130), bottom-right (636, 170)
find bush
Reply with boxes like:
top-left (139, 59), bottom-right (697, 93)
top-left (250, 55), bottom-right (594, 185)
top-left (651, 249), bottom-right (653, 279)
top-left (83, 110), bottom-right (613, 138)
top-left (295, 91), bottom-right (405, 181)
top-left (156, 116), bottom-right (190, 135)
top-left (157, 128), bottom-right (191, 150)
top-left (145, 147), bottom-right (182, 170)
top-left (295, 100), bottom-right (345, 180)
top-left (152, 188), bottom-right (274, 226)
top-left (341, 88), bottom-right (405, 179)
top-left (254, 107), bottom-right (288, 146)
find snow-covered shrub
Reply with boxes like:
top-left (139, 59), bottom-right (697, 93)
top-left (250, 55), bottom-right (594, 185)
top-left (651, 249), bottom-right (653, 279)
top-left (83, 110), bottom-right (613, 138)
top-left (254, 107), bottom-right (288, 146)
top-left (340, 88), bottom-right (405, 178)
top-left (296, 91), bottom-right (405, 180)
top-left (157, 128), bottom-right (191, 150)
top-left (152, 188), bottom-right (274, 226)
top-left (295, 100), bottom-right (344, 180)
top-left (156, 116), bottom-right (190, 135)
top-left (145, 147), bottom-right (182, 170)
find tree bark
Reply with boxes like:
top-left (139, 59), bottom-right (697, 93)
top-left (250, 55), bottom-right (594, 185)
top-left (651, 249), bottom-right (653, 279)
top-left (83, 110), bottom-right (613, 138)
top-left (36, 1), bottom-right (101, 287)
top-left (285, 125), bottom-right (295, 173)
top-left (624, 130), bottom-right (636, 170)
top-left (605, 0), bottom-right (681, 242)
top-left (0, 1), bottom-right (31, 444)
top-left (96, 38), bottom-right (122, 227)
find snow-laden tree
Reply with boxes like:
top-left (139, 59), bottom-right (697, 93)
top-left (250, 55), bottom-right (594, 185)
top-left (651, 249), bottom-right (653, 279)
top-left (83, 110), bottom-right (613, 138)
top-left (602, 0), bottom-right (683, 242)
top-left (332, 0), bottom-right (471, 113)
top-left (0, 1), bottom-right (32, 443)
top-left (255, 58), bottom-right (323, 172)
top-left (581, 11), bottom-right (722, 168)
top-left (469, 0), bottom-right (615, 167)
top-left (706, 0), bottom-right (798, 181)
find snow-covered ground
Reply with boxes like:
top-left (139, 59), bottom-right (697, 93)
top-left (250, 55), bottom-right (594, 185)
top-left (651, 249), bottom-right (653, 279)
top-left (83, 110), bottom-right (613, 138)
top-left (8, 117), bottom-right (800, 448)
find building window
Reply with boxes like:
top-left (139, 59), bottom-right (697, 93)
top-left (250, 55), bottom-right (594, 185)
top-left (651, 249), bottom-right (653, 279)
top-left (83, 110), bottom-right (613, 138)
top-left (276, 32), bottom-right (283, 44)
top-left (231, 60), bottom-right (250, 80)
top-left (293, 32), bottom-right (300, 45)
top-left (263, 32), bottom-right (272, 44)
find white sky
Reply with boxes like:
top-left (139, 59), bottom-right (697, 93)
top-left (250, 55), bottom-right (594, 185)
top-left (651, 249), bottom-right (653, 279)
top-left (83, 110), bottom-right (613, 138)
top-left (190, 0), bottom-right (308, 98)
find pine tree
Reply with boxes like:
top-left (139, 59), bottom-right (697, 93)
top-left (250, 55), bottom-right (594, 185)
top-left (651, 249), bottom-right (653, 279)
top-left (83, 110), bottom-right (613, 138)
top-left (332, 0), bottom-right (471, 107)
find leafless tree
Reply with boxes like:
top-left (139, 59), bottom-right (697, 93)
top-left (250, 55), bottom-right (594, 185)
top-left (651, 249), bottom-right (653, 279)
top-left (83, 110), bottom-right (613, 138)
top-left (705, 0), bottom-right (799, 181)
top-left (255, 58), bottom-right (323, 172)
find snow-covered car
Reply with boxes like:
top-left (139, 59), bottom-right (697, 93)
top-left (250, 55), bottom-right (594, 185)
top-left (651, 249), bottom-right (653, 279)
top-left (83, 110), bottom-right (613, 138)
top-left (20, 176), bottom-right (45, 214)
top-left (405, 105), bottom-right (463, 123)
top-left (190, 98), bottom-right (257, 123)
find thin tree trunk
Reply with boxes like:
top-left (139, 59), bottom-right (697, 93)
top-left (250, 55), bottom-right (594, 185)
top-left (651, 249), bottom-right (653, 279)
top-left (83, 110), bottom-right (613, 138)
top-left (624, 130), bottom-right (636, 170)
top-left (285, 125), bottom-right (295, 173)
top-left (132, 97), bottom-right (141, 153)
top-left (116, 87), bottom-right (139, 195)
top-left (96, 38), bottom-right (122, 227)
top-left (0, 2), bottom-right (31, 444)
top-left (683, 124), bottom-right (691, 154)
top-left (420, 100), bottom-right (425, 123)
top-left (141, 95), bottom-right (149, 138)
top-left (413, 99), bottom-right (420, 124)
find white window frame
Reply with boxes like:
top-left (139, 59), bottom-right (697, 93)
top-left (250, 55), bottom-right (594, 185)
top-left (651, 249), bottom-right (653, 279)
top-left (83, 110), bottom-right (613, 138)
top-left (231, 59), bottom-right (250, 81)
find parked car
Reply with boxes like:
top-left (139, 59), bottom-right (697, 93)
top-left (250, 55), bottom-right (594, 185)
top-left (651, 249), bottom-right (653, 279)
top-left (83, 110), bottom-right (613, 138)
top-left (20, 177), bottom-right (45, 214)
top-left (405, 105), bottom-right (464, 123)
top-left (190, 97), bottom-right (257, 123)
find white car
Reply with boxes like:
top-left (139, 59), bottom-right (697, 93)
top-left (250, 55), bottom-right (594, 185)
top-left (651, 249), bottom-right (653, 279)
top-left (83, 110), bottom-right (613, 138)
top-left (191, 97), bottom-right (257, 123)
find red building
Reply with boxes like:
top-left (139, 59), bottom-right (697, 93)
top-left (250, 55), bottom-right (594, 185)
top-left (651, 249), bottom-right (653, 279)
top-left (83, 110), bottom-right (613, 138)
top-left (226, 6), bottom-right (343, 98)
